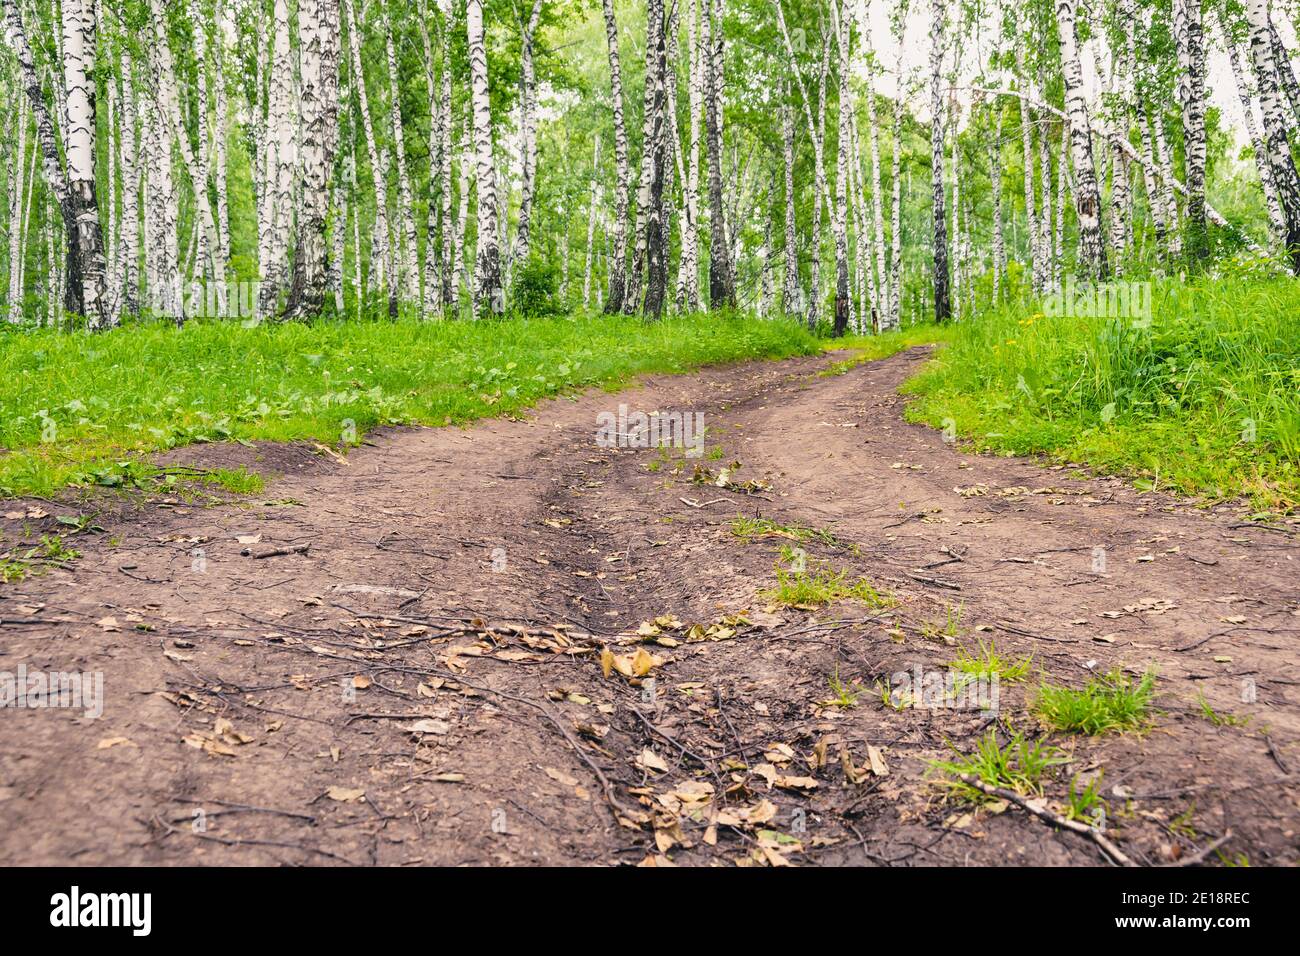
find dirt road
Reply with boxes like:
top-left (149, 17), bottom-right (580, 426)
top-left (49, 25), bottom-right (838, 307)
top-left (1, 347), bottom-right (1295, 866)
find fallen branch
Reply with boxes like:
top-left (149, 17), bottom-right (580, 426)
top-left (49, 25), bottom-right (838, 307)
top-left (1166, 832), bottom-right (1233, 868)
top-left (249, 543), bottom-right (311, 559)
top-left (957, 774), bottom-right (1136, 867)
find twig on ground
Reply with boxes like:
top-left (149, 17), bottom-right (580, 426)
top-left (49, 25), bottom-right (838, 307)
top-left (956, 774), bottom-right (1136, 867)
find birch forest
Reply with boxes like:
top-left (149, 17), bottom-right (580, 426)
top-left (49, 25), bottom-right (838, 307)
top-left (1, 0), bottom-right (1297, 332)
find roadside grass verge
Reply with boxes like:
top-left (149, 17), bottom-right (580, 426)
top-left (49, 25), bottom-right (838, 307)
top-left (0, 312), bottom-right (819, 498)
top-left (902, 277), bottom-right (1300, 511)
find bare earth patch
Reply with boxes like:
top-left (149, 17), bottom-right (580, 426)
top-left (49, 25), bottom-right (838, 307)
top-left (1, 347), bottom-right (1296, 866)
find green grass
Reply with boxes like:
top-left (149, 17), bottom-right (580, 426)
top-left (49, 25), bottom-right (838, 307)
top-left (824, 667), bottom-right (863, 709)
top-left (1034, 669), bottom-right (1157, 735)
top-left (1064, 772), bottom-right (1108, 824)
top-left (903, 277), bottom-right (1300, 511)
top-left (0, 312), bottom-right (819, 498)
top-left (929, 730), bottom-right (1070, 802)
top-left (819, 322), bottom-right (954, 376)
top-left (0, 533), bottom-right (82, 582)
top-left (760, 560), bottom-right (894, 609)
top-left (729, 514), bottom-right (853, 549)
top-left (1196, 692), bottom-right (1252, 728)
top-left (950, 639), bottom-right (1033, 683)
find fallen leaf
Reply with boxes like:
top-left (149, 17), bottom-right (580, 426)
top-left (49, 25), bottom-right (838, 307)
top-left (326, 786), bottom-right (366, 803)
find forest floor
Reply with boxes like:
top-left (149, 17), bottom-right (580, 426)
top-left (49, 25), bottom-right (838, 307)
top-left (1, 345), bottom-right (1297, 866)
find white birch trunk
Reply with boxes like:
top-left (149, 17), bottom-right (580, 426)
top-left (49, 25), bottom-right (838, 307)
top-left (286, 0), bottom-right (341, 318)
top-left (1055, 0), bottom-right (1108, 279)
top-left (1244, 0), bottom-right (1300, 271)
top-left (466, 0), bottom-right (502, 314)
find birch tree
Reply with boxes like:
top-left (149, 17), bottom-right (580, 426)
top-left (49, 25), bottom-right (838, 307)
top-left (704, 0), bottom-right (735, 308)
top-left (286, 0), bottom-right (342, 319)
top-left (1173, 0), bottom-right (1208, 262)
top-left (466, 0), bottom-right (502, 313)
top-left (511, 0), bottom-right (546, 272)
top-left (600, 0), bottom-right (633, 312)
top-left (1243, 0), bottom-right (1300, 272)
top-left (929, 0), bottom-right (950, 321)
top-left (1055, 0), bottom-right (1107, 280)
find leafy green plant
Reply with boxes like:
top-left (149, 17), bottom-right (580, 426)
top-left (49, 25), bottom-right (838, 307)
top-left (1034, 669), bottom-right (1157, 735)
top-left (1196, 692), bottom-right (1252, 728)
top-left (929, 730), bottom-right (1069, 802)
top-left (1064, 772), bottom-right (1108, 824)
top-left (950, 639), bottom-right (1032, 683)
top-left (760, 559), bottom-right (893, 609)
top-left (920, 604), bottom-right (965, 644)
top-left (904, 277), bottom-right (1300, 511)
top-left (824, 667), bottom-right (862, 709)
top-left (729, 515), bottom-right (852, 549)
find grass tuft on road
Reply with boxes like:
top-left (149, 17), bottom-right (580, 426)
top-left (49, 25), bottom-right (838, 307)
top-left (1034, 669), bottom-right (1157, 735)
top-left (0, 313), bottom-right (819, 498)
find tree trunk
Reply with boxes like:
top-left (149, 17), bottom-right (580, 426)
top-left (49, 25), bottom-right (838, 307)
top-left (12, 0), bottom-right (110, 329)
top-left (1244, 0), bottom-right (1300, 272)
top-left (704, 0), bottom-right (735, 309)
top-left (1055, 0), bottom-right (1108, 280)
top-left (213, 0), bottom-right (231, 299)
top-left (1173, 0), bottom-right (1209, 262)
top-left (642, 0), bottom-right (670, 318)
top-left (583, 137), bottom-right (603, 307)
top-left (830, 0), bottom-right (851, 337)
top-left (385, 7), bottom-right (418, 303)
top-left (511, 0), bottom-right (545, 273)
top-left (1223, 27), bottom-right (1286, 246)
top-left (676, 0), bottom-right (703, 313)
top-left (991, 106), bottom-right (1004, 300)
top-left (343, 0), bottom-right (391, 308)
top-left (6, 91), bottom-right (27, 324)
top-left (929, 0), bottom-right (950, 321)
top-left (466, 0), bottom-right (502, 314)
top-left (889, 50), bottom-right (903, 329)
top-left (286, 0), bottom-right (341, 319)
top-left (599, 0), bottom-right (633, 313)
top-left (256, 0), bottom-right (295, 315)
top-left (780, 78), bottom-right (799, 317)
top-left (439, 10), bottom-right (455, 310)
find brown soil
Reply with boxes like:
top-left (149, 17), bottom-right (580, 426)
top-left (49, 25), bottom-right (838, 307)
top-left (1, 346), bottom-right (1296, 867)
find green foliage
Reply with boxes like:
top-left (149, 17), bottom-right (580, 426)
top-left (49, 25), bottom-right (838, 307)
top-left (510, 259), bottom-right (565, 317)
top-left (760, 557), bottom-right (893, 609)
top-left (728, 515), bottom-right (851, 549)
top-left (904, 277), bottom-right (1300, 511)
top-left (0, 313), bottom-right (818, 497)
top-left (1064, 772), bottom-right (1108, 824)
top-left (929, 730), bottom-right (1070, 802)
top-left (1034, 669), bottom-right (1157, 735)
top-left (950, 639), bottom-right (1033, 684)
top-left (1196, 692), bottom-right (1252, 729)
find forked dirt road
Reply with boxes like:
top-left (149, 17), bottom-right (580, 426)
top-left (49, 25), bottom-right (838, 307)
top-left (1, 347), bottom-right (1296, 866)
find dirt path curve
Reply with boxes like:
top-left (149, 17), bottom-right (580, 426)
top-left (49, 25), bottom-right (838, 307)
top-left (2, 347), bottom-right (1296, 866)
